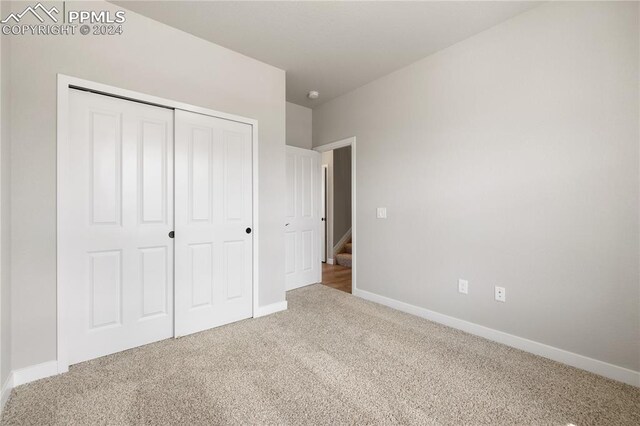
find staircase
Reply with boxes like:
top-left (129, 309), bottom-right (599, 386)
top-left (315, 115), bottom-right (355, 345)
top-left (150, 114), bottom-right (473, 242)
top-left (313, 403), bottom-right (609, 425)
top-left (335, 240), bottom-right (352, 268)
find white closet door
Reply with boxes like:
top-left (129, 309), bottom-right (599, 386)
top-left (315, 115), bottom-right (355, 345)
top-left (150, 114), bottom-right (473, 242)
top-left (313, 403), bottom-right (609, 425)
top-left (62, 90), bottom-right (174, 365)
top-left (285, 146), bottom-right (321, 290)
top-left (174, 110), bottom-right (253, 337)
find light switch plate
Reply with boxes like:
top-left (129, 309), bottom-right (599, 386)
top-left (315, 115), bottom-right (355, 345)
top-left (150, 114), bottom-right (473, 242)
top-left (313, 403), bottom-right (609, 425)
top-left (376, 207), bottom-right (387, 219)
top-left (458, 279), bottom-right (468, 294)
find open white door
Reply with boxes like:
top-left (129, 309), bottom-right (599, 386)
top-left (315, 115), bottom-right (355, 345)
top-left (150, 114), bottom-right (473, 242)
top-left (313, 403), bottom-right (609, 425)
top-left (62, 90), bottom-right (174, 365)
top-left (285, 146), bottom-right (321, 290)
top-left (174, 109), bottom-right (253, 337)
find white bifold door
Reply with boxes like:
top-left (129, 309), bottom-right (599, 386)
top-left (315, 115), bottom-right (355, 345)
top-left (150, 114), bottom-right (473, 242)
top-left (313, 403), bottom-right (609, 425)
top-left (174, 110), bottom-right (253, 337)
top-left (61, 90), bottom-right (253, 365)
top-left (285, 146), bottom-right (321, 290)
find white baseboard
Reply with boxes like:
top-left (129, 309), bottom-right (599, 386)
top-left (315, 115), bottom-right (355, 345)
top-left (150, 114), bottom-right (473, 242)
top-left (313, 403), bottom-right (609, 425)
top-left (1, 372), bottom-right (13, 415)
top-left (1, 360), bottom-right (61, 416)
top-left (3, 304), bottom-right (289, 393)
top-left (327, 258), bottom-right (334, 265)
top-left (354, 288), bottom-right (640, 387)
top-left (254, 300), bottom-right (288, 318)
top-left (12, 360), bottom-right (59, 387)
top-left (286, 280), bottom-right (319, 291)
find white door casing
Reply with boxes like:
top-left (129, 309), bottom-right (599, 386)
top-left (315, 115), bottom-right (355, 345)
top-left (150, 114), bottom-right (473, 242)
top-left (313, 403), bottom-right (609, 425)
top-left (313, 137), bottom-right (357, 294)
top-left (285, 146), bottom-right (321, 290)
top-left (321, 165), bottom-right (328, 263)
top-left (62, 90), bottom-right (174, 365)
top-left (174, 110), bottom-right (254, 337)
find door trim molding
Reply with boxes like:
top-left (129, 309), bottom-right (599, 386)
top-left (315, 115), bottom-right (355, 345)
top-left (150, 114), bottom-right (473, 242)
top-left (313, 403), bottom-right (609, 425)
top-left (56, 74), bottom-right (260, 372)
top-left (314, 137), bottom-right (356, 294)
top-left (321, 164), bottom-right (329, 263)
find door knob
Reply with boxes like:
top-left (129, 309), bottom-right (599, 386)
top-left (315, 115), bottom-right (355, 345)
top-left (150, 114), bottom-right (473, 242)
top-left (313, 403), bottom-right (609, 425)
top-left (168, 231), bottom-right (174, 238)
top-left (246, 228), bottom-right (252, 234)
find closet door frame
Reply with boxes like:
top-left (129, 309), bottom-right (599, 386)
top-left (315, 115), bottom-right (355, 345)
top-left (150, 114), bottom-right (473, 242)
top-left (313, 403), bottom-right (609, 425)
top-left (56, 74), bottom-right (260, 374)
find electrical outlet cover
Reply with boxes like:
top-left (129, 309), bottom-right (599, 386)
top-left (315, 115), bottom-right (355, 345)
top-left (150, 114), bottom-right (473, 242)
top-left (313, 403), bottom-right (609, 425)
top-left (495, 286), bottom-right (506, 302)
top-left (458, 279), bottom-right (468, 294)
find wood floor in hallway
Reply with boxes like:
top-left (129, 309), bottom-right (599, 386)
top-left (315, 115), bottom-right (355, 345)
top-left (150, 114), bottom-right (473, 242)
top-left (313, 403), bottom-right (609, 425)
top-left (321, 263), bottom-right (352, 293)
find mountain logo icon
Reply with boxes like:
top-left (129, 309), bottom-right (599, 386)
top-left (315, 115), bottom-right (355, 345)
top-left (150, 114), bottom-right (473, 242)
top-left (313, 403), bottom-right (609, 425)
top-left (1, 3), bottom-right (59, 24)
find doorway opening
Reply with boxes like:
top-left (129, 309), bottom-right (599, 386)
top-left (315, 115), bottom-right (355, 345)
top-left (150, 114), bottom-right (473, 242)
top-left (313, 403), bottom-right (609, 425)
top-left (315, 138), bottom-right (356, 294)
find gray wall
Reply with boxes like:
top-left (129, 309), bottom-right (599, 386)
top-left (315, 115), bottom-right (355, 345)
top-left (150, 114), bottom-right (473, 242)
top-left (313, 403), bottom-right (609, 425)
top-left (286, 102), bottom-right (312, 149)
top-left (0, 0), bottom-right (12, 387)
top-left (313, 1), bottom-right (640, 371)
top-left (332, 146), bottom-right (351, 245)
top-left (8, 1), bottom-right (285, 370)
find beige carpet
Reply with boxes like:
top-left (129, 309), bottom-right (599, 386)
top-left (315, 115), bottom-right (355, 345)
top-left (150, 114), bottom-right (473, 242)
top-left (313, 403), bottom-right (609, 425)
top-left (2, 284), bottom-right (639, 425)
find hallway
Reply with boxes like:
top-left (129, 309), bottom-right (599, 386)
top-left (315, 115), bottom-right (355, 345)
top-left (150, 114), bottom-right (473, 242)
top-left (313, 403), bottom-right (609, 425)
top-left (321, 263), bottom-right (352, 293)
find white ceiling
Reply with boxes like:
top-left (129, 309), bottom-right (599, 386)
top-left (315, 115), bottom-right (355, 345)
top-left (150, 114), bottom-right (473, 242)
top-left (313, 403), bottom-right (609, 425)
top-left (112, 1), bottom-right (540, 108)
